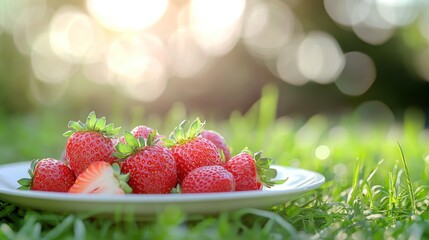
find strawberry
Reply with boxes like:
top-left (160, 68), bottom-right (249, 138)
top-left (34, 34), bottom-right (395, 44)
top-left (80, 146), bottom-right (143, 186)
top-left (115, 130), bottom-right (177, 194)
top-left (224, 150), bottom-right (286, 191)
top-left (164, 118), bottom-right (223, 184)
top-left (201, 130), bottom-right (231, 162)
top-left (69, 161), bottom-right (131, 194)
top-left (18, 158), bottom-right (76, 192)
top-left (63, 111), bottom-right (121, 176)
top-left (118, 125), bottom-right (162, 145)
top-left (181, 165), bottom-right (235, 193)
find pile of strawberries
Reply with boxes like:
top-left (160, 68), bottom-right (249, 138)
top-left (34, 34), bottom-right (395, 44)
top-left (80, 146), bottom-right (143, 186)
top-left (18, 112), bottom-right (284, 194)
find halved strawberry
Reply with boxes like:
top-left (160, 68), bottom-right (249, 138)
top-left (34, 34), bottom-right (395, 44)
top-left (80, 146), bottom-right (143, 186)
top-left (69, 161), bottom-right (131, 194)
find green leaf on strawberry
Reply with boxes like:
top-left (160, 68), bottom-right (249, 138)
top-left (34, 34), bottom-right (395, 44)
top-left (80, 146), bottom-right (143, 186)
top-left (114, 130), bottom-right (159, 159)
top-left (63, 111), bottom-right (121, 138)
top-left (163, 118), bottom-right (205, 147)
top-left (225, 149), bottom-right (287, 191)
top-left (18, 159), bottom-right (39, 190)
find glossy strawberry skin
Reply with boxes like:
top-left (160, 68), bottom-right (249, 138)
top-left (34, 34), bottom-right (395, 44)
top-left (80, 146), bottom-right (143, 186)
top-left (201, 130), bottom-right (231, 162)
top-left (171, 137), bottom-right (222, 183)
top-left (224, 153), bottom-right (262, 191)
top-left (181, 165), bottom-right (235, 193)
top-left (31, 158), bottom-right (76, 192)
top-left (121, 146), bottom-right (177, 194)
top-left (65, 131), bottom-right (117, 176)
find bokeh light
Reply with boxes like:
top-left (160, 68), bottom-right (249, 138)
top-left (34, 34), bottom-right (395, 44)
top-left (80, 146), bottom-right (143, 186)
top-left (297, 32), bottom-right (344, 84)
top-left (167, 27), bottom-right (209, 79)
top-left (324, 0), bottom-right (370, 27)
top-left (315, 145), bottom-right (331, 160)
top-left (335, 52), bottom-right (376, 96)
top-left (375, 0), bottom-right (420, 26)
top-left (243, 0), bottom-right (296, 59)
top-left (49, 7), bottom-right (103, 63)
top-left (414, 46), bottom-right (429, 83)
top-left (276, 39), bottom-right (309, 86)
top-left (31, 33), bottom-right (74, 84)
top-left (13, 4), bottom-right (51, 55)
top-left (2, 0), bottom-right (429, 114)
top-left (107, 34), bottom-right (151, 80)
top-left (189, 0), bottom-right (245, 56)
top-left (86, 0), bottom-right (169, 32)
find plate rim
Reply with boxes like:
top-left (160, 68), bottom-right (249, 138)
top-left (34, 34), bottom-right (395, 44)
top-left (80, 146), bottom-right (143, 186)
top-left (0, 161), bottom-right (325, 204)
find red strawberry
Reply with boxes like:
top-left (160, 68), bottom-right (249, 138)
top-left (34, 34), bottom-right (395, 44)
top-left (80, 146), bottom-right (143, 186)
top-left (115, 130), bottom-right (177, 194)
top-left (69, 161), bottom-right (131, 194)
top-left (63, 111), bottom-right (121, 176)
top-left (224, 150), bottom-right (286, 191)
top-left (201, 130), bottom-right (231, 162)
top-left (18, 158), bottom-right (76, 192)
top-left (181, 165), bottom-right (235, 193)
top-left (118, 125), bottom-right (162, 145)
top-left (164, 118), bottom-right (223, 184)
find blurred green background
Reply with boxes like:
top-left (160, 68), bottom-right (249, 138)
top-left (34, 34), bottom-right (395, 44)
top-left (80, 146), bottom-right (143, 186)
top-left (1, 0), bottom-right (429, 162)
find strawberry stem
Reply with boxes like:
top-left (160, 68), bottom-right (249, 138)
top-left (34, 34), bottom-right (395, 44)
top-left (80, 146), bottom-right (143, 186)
top-left (164, 118), bottom-right (205, 147)
top-left (247, 150), bottom-right (287, 188)
top-left (114, 130), bottom-right (159, 159)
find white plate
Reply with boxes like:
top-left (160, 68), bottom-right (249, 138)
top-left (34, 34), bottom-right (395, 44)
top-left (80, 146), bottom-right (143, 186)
top-left (0, 161), bottom-right (325, 216)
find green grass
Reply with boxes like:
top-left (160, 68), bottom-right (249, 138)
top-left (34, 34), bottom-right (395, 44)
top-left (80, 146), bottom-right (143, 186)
top-left (2, 85), bottom-right (429, 239)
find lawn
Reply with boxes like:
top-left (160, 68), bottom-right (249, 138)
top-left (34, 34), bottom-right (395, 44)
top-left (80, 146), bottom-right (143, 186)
top-left (1, 85), bottom-right (429, 239)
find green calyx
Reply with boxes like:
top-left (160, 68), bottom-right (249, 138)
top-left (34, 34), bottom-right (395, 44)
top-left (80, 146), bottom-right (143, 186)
top-left (112, 163), bottom-right (132, 194)
top-left (63, 111), bottom-right (121, 138)
top-left (163, 118), bottom-right (205, 147)
top-left (17, 159), bottom-right (39, 190)
top-left (251, 151), bottom-right (287, 188)
top-left (114, 130), bottom-right (159, 159)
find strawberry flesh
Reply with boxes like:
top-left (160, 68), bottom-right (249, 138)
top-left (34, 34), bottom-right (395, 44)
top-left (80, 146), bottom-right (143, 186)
top-left (69, 161), bottom-right (131, 194)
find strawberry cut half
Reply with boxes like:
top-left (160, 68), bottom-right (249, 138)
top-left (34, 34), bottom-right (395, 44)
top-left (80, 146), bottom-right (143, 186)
top-left (69, 161), bottom-right (132, 194)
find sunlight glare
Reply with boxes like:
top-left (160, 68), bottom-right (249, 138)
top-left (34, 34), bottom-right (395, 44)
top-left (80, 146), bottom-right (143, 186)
top-left (167, 27), bottom-right (209, 79)
top-left (86, 0), bottom-right (168, 31)
top-left (49, 7), bottom-right (102, 63)
top-left (31, 33), bottom-right (74, 84)
top-left (107, 34), bottom-right (150, 81)
top-left (189, 0), bottom-right (245, 56)
top-left (114, 60), bottom-right (167, 102)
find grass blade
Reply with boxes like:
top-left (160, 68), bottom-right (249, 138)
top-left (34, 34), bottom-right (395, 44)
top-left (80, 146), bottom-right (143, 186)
top-left (397, 143), bottom-right (416, 214)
